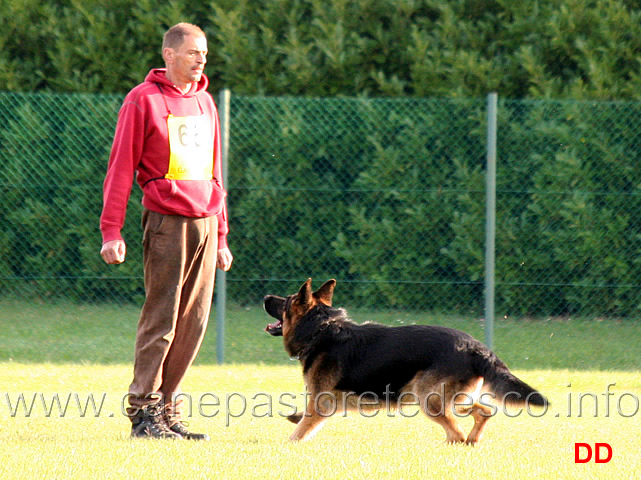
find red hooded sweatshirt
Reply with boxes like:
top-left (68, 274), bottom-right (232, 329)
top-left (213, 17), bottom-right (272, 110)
top-left (100, 68), bottom-right (228, 249)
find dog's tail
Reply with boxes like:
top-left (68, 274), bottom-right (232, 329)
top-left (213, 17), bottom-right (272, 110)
top-left (472, 348), bottom-right (548, 407)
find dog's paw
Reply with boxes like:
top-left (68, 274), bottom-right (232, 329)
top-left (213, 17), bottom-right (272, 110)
top-left (287, 413), bottom-right (303, 424)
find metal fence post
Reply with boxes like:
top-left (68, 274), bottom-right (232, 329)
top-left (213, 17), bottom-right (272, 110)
top-left (484, 92), bottom-right (498, 349)
top-left (216, 88), bottom-right (231, 364)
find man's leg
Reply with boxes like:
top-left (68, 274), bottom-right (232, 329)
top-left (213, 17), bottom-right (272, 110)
top-left (161, 216), bottom-right (218, 440)
top-left (127, 210), bottom-right (193, 436)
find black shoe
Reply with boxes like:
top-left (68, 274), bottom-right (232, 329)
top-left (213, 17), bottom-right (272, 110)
top-left (169, 422), bottom-right (210, 441)
top-left (130, 404), bottom-right (183, 440)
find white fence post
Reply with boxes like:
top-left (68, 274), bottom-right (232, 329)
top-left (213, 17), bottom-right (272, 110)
top-left (485, 92), bottom-right (498, 349)
top-left (216, 88), bottom-right (231, 364)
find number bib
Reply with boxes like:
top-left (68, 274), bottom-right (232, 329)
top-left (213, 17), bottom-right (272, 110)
top-left (165, 114), bottom-right (214, 180)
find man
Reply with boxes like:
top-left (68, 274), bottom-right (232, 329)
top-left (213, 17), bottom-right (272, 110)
top-left (100, 23), bottom-right (232, 440)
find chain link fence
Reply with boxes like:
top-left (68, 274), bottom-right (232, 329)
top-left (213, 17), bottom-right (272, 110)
top-left (1, 91), bottom-right (641, 320)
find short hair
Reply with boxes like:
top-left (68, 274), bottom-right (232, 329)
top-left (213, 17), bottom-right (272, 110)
top-left (162, 23), bottom-right (205, 50)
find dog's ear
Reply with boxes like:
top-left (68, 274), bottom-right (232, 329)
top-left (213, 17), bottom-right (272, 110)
top-left (314, 279), bottom-right (336, 306)
top-left (296, 278), bottom-right (313, 306)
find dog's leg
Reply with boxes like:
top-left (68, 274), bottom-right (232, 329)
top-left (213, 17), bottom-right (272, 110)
top-left (421, 391), bottom-right (466, 444)
top-left (465, 402), bottom-right (493, 445)
top-left (429, 413), bottom-right (467, 444)
top-left (288, 398), bottom-right (328, 442)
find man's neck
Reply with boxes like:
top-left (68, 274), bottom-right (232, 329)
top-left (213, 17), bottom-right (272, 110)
top-left (165, 72), bottom-right (193, 94)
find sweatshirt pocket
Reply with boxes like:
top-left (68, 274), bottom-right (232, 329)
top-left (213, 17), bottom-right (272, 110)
top-left (143, 178), bottom-right (226, 216)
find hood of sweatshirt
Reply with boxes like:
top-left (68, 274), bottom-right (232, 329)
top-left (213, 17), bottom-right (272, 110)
top-left (144, 68), bottom-right (210, 97)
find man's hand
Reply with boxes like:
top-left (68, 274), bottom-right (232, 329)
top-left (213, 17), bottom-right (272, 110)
top-left (217, 247), bottom-right (233, 271)
top-left (100, 240), bottom-right (127, 264)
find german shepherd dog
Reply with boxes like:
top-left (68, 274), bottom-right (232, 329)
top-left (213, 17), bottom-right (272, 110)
top-left (264, 279), bottom-right (548, 444)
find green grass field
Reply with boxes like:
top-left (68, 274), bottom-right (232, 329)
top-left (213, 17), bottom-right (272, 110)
top-left (1, 300), bottom-right (640, 479)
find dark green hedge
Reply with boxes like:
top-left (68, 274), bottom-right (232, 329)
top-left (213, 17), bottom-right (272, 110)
top-left (3, 0), bottom-right (641, 100)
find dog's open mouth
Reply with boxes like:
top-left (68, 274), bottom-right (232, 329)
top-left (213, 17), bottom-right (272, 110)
top-left (265, 320), bottom-right (283, 336)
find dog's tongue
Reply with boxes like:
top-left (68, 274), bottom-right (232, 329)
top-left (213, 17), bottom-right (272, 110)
top-left (266, 321), bottom-right (280, 331)
top-left (265, 320), bottom-right (282, 333)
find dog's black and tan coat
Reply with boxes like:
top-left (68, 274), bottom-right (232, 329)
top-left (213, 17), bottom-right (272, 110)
top-left (264, 278), bottom-right (547, 444)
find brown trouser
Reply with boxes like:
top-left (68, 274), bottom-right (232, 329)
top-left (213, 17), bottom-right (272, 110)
top-left (128, 209), bottom-right (218, 423)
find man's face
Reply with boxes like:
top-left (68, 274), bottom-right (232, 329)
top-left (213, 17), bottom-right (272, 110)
top-left (165, 34), bottom-right (208, 86)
